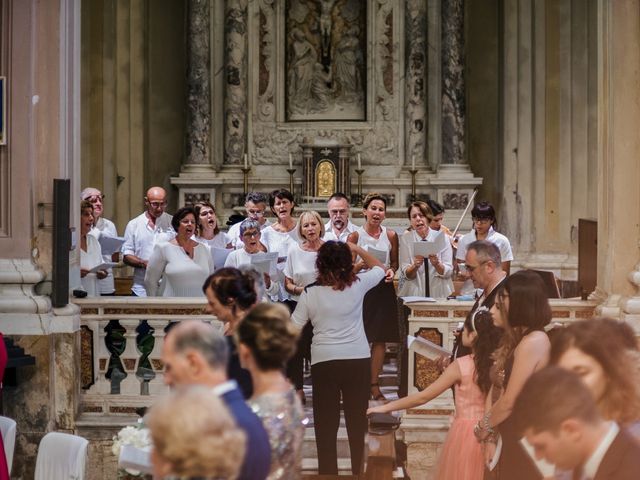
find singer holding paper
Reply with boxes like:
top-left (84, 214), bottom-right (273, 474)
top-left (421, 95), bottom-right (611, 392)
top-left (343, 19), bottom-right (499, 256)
top-left (398, 201), bottom-right (454, 299)
top-left (80, 200), bottom-right (108, 296)
top-left (347, 193), bottom-right (399, 402)
top-left (194, 201), bottom-right (232, 270)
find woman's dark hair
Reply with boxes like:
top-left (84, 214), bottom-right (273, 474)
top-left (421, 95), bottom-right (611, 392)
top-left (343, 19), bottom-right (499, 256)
top-left (471, 201), bottom-right (496, 223)
top-left (363, 192), bottom-right (386, 210)
top-left (316, 241), bottom-right (357, 290)
top-left (464, 308), bottom-right (503, 395)
top-left (269, 188), bottom-right (295, 215)
top-left (202, 268), bottom-right (257, 314)
top-left (194, 201), bottom-right (219, 236)
top-left (80, 200), bottom-right (94, 213)
top-left (549, 317), bottom-right (640, 424)
top-left (406, 201), bottom-right (433, 220)
top-left (493, 270), bottom-right (552, 374)
top-left (426, 199), bottom-right (445, 216)
top-left (171, 206), bottom-right (197, 232)
top-left (235, 303), bottom-right (299, 371)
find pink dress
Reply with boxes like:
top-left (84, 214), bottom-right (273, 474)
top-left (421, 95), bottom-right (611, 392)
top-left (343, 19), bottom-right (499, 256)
top-left (434, 355), bottom-right (485, 480)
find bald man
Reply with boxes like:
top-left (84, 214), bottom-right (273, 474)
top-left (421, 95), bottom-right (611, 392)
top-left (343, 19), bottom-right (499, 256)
top-left (122, 187), bottom-right (174, 296)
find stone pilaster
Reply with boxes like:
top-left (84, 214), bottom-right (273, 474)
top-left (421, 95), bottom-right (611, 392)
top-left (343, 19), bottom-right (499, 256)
top-left (440, 0), bottom-right (465, 166)
top-left (224, 0), bottom-right (248, 165)
top-left (404, 0), bottom-right (427, 168)
top-left (184, 0), bottom-right (213, 172)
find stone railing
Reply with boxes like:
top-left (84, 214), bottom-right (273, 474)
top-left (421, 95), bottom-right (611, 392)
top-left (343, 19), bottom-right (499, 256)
top-left (73, 297), bottom-right (221, 417)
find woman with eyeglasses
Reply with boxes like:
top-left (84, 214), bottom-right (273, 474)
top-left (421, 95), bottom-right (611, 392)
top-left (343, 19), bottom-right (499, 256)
top-left (456, 202), bottom-right (513, 295)
top-left (80, 200), bottom-right (108, 296)
top-left (144, 206), bottom-right (214, 297)
top-left (224, 219), bottom-right (278, 300)
top-left (475, 270), bottom-right (551, 480)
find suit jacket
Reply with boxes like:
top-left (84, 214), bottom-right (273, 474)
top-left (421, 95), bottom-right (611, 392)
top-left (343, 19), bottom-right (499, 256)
top-left (221, 387), bottom-right (271, 480)
top-left (592, 429), bottom-right (640, 480)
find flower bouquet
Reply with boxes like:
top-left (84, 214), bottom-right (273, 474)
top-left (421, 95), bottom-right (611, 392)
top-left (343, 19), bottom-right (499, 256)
top-left (112, 421), bottom-right (153, 479)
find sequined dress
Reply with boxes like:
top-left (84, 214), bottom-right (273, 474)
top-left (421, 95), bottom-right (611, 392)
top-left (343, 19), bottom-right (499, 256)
top-left (248, 388), bottom-right (306, 480)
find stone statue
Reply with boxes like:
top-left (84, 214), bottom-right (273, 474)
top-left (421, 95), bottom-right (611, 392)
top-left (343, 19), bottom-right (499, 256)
top-left (288, 28), bottom-right (318, 115)
top-left (334, 25), bottom-right (362, 103)
top-left (319, 0), bottom-right (338, 69)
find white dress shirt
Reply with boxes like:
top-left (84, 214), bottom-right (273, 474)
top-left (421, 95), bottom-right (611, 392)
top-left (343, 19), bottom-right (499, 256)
top-left (323, 220), bottom-right (357, 242)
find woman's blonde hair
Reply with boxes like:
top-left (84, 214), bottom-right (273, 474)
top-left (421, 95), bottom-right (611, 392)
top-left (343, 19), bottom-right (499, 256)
top-left (297, 210), bottom-right (325, 240)
top-left (147, 386), bottom-right (246, 479)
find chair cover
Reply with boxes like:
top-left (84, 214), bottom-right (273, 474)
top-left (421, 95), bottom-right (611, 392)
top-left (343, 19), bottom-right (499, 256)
top-left (0, 416), bottom-right (16, 474)
top-left (34, 432), bottom-right (88, 480)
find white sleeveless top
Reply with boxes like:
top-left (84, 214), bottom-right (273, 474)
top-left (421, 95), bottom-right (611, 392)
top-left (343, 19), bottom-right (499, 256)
top-left (356, 226), bottom-right (391, 268)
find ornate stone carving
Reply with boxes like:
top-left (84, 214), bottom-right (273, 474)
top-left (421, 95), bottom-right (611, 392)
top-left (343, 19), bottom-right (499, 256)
top-left (225, 0), bottom-right (249, 164)
top-left (375, 0), bottom-right (396, 122)
top-left (185, 0), bottom-right (211, 166)
top-left (257, 0), bottom-right (276, 122)
top-left (441, 0), bottom-right (465, 165)
top-left (442, 192), bottom-right (469, 210)
top-left (405, 0), bottom-right (427, 167)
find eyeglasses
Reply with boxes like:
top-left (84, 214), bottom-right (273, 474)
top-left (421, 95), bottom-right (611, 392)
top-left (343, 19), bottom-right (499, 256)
top-left (247, 210), bottom-right (265, 217)
top-left (329, 209), bottom-right (348, 215)
top-left (147, 200), bottom-right (167, 208)
top-left (85, 195), bottom-right (104, 203)
top-left (466, 260), bottom-right (489, 272)
top-left (473, 218), bottom-right (492, 225)
top-left (242, 231), bottom-right (260, 238)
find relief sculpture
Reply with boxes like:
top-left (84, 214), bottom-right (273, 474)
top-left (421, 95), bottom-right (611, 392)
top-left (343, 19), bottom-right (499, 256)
top-left (286, 0), bottom-right (366, 121)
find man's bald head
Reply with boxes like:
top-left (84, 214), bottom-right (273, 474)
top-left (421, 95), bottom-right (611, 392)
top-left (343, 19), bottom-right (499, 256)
top-left (145, 186), bottom-right (168, 218)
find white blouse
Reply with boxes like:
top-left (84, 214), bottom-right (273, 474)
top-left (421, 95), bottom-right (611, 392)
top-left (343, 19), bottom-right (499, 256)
top-left (283, 243), bottom-right (319, 302)
top-left (144, 242), bottom-right (213, 297)
top-left (80, 234), bottom-right (103, 297)
top-left (261, 225), bottom-right (299, 301)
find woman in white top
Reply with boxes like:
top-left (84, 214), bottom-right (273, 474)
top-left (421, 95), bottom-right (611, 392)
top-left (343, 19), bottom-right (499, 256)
top-left (80, 200), bottom-right (108, 296)
top-left (347, 193), bottom-right (399, 402)
top-left (224, 219), bottom-right (278, 300)
top-left (398, 201), bottom-right (454, 299)
top-left (144, 206), bottom-right (213, 297)
top-left (456, 202), bottom-right (513, 294)
top-left (261, 189), bottom-right (299, 302)
top-left (283, 210), bottom-right (324, 403)
top-left (194, 201), bottom-right (231, 251)
top-left (292, 241), bottom-right (385, 475)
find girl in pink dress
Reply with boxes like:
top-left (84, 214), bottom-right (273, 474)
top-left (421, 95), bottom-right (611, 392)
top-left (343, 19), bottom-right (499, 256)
top-left (368, 308), bottom-right (501, 480)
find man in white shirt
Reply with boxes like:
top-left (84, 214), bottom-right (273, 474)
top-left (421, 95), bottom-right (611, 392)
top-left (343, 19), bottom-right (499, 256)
top-left (228, 191), bottom-right (269, 249)
top-left (323, 192), bottom-right (356, 242)
top-left (514, 367), bottom-right (640, 480)
top-left (82, 187), bottom-right (119, 295)
top-left (122, 186), bottom-right (174, 296)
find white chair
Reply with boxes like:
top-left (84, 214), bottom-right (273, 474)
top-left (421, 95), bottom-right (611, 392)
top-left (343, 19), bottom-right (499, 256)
top-left (34, 432), bottom-right (88, 480)
top-left (0, 416), bottom-right (16, 474)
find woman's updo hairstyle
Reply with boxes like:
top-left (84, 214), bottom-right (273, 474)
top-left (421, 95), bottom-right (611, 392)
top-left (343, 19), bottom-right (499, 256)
top-left (316, 241), bottom-right (357, 290)
top-left (236, 303), bottom-right (299, 371)
top-left (363, 192), bottom-right (386, 210)
top-left (202, 267), bottom-right (258, 312)
top-left (464, 307), bottom-right (503, 395)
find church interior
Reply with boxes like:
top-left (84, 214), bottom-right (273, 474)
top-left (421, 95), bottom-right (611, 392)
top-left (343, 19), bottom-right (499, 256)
top-left (1, 0), bottom-right (640, 478)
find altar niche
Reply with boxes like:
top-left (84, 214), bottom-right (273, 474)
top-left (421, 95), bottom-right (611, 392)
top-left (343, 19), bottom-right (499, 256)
top-left (302, 144), bottom-right (352, 202)
top-left (285, 0), bottom-right (367, 122)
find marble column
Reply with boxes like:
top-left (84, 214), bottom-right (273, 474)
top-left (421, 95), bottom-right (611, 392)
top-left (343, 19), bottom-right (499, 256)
top-left (404, 0), bottom-right (427, 168)
top-left (224, 0), bottom-right (248, 165)
top-left (440, 0), bottom-right (465, 166)
top-left (184, 0), bottom-right (213, 172)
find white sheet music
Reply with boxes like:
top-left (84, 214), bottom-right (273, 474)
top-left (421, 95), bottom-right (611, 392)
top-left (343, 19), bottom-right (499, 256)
top-left (413, 231), bottom-right (447, 257)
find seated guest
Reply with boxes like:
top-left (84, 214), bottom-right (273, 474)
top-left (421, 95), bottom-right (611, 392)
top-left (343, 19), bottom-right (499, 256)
top-left (82, 187), bottom-right (118, 295)
top-left (194, 201), bottom-right (232, 252)
top-left (202, 268), bottom-right (260, 398)
top-left (225, 219), bottom-right (277, 299)
top-left (514, 367), bottom-right (640, 480)
top-left (147, 386), bottom-right (246, 479)
top-left (550, 317), bottom-right (640, 439)
top-left (398, 201), bottom-right (454, 299)
top-left (236, 303), bottom-right (305, 479)
top-left (292, 241), bottom-right (385, 475)
top-left (162, 321), bottom-right (271, 480)
top-left (228, 192), bottom-right (270, 249)
top-left (122, 186), bottom-right (174, 296)
top-left (145, 206), bottom-right (213, 296)
top-left (80, 200), bottom-right (108, 296)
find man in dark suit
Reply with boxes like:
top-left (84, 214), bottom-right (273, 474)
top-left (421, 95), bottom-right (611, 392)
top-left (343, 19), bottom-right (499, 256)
top-left (162, 321), bottom-right (271, 480)
top-left (514, 367), bottom-right (640, 480)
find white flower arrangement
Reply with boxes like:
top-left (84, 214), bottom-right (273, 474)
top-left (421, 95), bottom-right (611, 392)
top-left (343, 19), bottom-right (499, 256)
top-left (112, 421), bottom-right (152, 478)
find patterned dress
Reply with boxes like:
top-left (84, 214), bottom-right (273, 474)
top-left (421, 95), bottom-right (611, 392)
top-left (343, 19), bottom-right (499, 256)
top-left (248, 388), bottom-right (306, 479)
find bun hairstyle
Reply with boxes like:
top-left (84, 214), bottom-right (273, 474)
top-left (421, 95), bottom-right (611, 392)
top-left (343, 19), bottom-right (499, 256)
top-left (236, 303), bottom-right (299, 371)
top-left (316, 241), bottom-right (357, 290)
top-left (464, 307), bottom-right (503, 395)
top-left (363, 192), bottom-right (386, 210)
top-left (202, 268), bottom-right (258, 313)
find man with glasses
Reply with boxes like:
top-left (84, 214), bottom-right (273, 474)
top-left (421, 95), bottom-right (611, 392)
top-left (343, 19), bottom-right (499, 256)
top-left (451, 240), bottom-right (507, 359)
top-left (122, 186), bottom-right (174, 296)
top-left (228, 192), bottom-right (269, 249)
top-left (323, 192), bottom-right (357, 242)
top-left (81, 187), bottom-right (118, 295)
